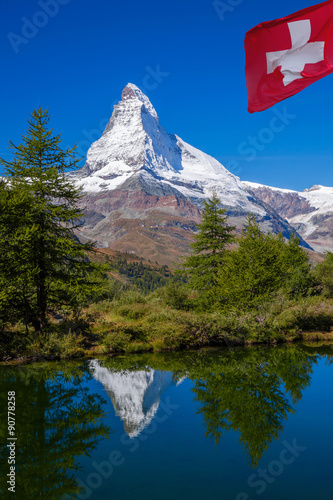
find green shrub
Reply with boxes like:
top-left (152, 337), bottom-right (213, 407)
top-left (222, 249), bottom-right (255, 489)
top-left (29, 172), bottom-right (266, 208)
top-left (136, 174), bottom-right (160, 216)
top-left (27, 332), bottom-right (85, 359)
top-left (102, 331), bottom-right (130, 352)
top-left (89, 300), bottom-right (114, 315)
top-left (114, 290), bottom-right (146, 306)
top-left (125, 341), bottom-right (153, 353)
top-left (152, 338), bottom-right (167, 351)
top-left (273, 297), bottom-right (333, 334)
top-left (162, 282), bottom-right (192, 310)
top-left (116, 304), bottom-right (148, 320)
top-left (313, 252), bottom-right (333, 297)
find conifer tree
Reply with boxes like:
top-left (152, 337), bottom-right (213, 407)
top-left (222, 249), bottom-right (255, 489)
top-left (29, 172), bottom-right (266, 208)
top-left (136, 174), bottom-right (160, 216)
top-left (182, 192), bottom-right (235, 303)
top-left (219, 215), bottom-right (311, 309)
top-left (281, 233), bottom-right (312, 296)
top-left (0, 106), bottom-right (104, 333)
top-left (220, 215), bottom-right (283, 308)
top-left (313, 251), bottom-right (333, 297)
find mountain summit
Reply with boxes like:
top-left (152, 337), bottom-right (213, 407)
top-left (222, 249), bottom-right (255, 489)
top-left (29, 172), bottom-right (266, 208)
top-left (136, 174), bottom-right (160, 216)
top-left (72, 84), bottom-right (308, 264)
top-left (76, 82), bottom-right (261, 212)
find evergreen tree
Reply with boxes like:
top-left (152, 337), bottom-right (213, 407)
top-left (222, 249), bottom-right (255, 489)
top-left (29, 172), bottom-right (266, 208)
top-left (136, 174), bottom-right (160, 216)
top-left (221, 215), bottom-right (283, 308)
top-left (219, 215), bottom-right (311, 309)
top-left (0, 179), bottom-right (36, 330)
top-left (182, 193), bottom-right (235, 304)
top-left (0, 106), bottom-right (104, 333)
top-left (313, 251), bottom-right (333, 297)
top-left (281, 233), bottom-right (313, 297)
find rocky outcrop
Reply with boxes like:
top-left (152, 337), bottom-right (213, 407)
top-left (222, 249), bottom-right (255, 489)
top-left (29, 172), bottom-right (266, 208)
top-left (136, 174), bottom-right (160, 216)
top-left (245, 185), bottom-right (316, 219)
top-left (245, 182), bottom-right (333, 252)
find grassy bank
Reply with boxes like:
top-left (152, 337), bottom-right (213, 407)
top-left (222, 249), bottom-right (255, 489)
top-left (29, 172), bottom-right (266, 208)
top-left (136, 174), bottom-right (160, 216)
top-left (88, 291), bottom-right (333, 351)
top-left (2, 290), bottom-right (333, 363)
top-left (3, 182), bottom-right (333, 364)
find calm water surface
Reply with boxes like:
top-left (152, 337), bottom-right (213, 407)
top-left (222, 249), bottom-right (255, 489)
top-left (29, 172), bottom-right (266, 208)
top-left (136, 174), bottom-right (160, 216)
top-left (1, 344), bottom-right (333, 499)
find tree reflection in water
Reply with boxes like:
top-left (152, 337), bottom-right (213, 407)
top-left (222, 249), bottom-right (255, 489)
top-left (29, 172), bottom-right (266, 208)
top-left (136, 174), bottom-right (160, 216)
top-left (0, 361), bottom-right (110, 499)
top-left (99, 345), bottom-right (333, 467)
top-left (1, 344), bottom-right (332, 499)
top-left (192, 347), bottom-right (314, 467)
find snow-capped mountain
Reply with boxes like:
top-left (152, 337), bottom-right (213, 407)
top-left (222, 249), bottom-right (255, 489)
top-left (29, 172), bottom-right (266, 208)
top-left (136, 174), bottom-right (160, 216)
top-left (90, 360), bottom-right (177, 437)
top-left (76, 83), bottom-right (265, 212)
top-left (71, 84), bottom-right (310, 264)
top-left (244, 182), bottom-right (333, 253)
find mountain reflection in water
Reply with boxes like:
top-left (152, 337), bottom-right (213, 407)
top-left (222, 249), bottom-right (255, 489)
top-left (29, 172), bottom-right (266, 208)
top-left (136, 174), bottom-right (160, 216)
top-left (90, 360), bottom-right (178, 437)
top-left (1, 344), bottom-right (333, 499)
top-left (94, 345), bottom-right (333, 467)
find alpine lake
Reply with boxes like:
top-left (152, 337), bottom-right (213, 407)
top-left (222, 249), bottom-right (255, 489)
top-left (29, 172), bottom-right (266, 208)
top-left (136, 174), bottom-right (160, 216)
top-left (1, 344), bottom-right (333, 499)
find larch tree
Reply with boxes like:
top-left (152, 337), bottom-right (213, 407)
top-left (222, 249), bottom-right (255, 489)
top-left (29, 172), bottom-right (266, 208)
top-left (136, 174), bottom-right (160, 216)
top-left (182, 192), bottom-right (235, 305)
top-left (219, 215), bottom-right (311, 309)
top-left (0, 106), bottom-right (104, 334)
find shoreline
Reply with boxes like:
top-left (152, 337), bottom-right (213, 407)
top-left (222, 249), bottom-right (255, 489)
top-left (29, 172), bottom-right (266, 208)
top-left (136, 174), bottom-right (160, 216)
top-left (2, 331), bottom-right (333, 366)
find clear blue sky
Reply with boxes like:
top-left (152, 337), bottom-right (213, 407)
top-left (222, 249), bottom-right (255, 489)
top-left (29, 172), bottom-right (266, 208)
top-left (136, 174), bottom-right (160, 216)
top-left (1, 0), bottom-right (332, 190)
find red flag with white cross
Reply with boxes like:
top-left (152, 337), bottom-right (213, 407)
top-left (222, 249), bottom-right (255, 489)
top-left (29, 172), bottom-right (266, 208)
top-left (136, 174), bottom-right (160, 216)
top-left (245, 0), bottom-right (333, 112)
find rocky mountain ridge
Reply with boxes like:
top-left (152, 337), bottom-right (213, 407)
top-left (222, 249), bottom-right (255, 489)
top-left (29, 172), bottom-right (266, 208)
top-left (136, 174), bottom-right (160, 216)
top-left (244, 182), bottom-right (333, 253)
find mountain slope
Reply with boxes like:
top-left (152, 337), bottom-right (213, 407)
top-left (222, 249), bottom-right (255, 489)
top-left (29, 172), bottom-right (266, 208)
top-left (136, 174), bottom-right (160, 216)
top-left (71, 83), bottom-right (310, 265)
top-left (244, 182), bottom-right (333, 253)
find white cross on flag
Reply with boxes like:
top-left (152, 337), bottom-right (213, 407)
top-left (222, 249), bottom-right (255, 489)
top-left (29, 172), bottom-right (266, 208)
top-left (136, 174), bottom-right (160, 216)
top-left (245, 0), bottom-right (333, 112)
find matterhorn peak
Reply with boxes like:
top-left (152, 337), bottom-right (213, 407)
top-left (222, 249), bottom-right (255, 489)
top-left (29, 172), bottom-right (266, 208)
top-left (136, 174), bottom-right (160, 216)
top-left (121, 82), bottom-right (141, 100)
top-left (121, 83), bottom-right (158, 118)
top-left (74, 84), bottom-right (267, 214)
top-left (71, 84), bottom-right (309, 260)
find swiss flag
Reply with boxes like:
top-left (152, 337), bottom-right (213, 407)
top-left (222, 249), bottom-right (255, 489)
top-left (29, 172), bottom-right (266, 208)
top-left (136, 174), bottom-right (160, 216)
top-left (245, 0), bottom-right (333, 112)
